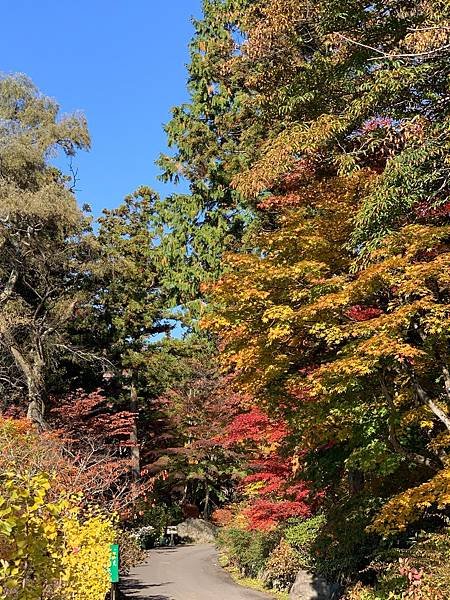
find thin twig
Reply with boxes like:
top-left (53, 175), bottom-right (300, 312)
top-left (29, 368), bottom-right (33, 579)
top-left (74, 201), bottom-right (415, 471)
top-left (336, 32), bottom-right (450, 60)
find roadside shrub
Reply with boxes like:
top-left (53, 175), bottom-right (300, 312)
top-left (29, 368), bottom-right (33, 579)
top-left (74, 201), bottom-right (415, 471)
top-left (0, 471), bottom-right (67, 600)
top-left (0, 419), bottom-right (117, 600)
top-left (218, 526), bottom-right (281, 577)
top-left (312, 496), bottom-right (380, 582)
top-left (343, 583), bottom-right (384, 599)
top-left (60, 507), bottom-right (116, 600)
top-left (284, 514), bottom-right (326, 569)
top-left (0, 470), bottom-right (115, 600)
top-left (118, 529), bottom-right (147, 574)
top-left (406, 529), bottom-right (450, 597)
top-left (132, 525), bottom-right (158, 549)
top-left (263, 538), bottom-right (302, 591)
top-left (343, 529), bottom-right (450, 599)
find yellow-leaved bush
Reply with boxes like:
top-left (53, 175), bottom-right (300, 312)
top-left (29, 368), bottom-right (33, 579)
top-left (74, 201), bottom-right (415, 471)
top-left (0, 471), bottom-right (65, 600)
top-left (61, 506), bottom-right (116, 600)
top-left (0, 470), bottom-right (115, 600)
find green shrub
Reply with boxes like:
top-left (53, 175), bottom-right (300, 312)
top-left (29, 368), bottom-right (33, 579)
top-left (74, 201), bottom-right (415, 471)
top-left (284, 514), bottom-right (325, 569)
top-left (132, 525), bottom-right (158, 549)
top-left (263, 539), bottom-right (302, 591)
top-left (312, 496), bottom-right (381, 581)
top-left (218, 527), bottom-right (281, 578)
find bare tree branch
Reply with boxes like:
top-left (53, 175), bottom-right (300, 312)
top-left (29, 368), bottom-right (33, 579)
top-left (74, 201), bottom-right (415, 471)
top-left (414, 380), bottom-right (450, 432)
top-left (0, 269), bottom-right (18, 304)
top-left (336, 32), bottom-right (450, 60)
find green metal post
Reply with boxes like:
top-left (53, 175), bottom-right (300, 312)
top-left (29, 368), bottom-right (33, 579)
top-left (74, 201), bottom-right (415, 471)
top-left (110, 543), bottom-right (119, 599)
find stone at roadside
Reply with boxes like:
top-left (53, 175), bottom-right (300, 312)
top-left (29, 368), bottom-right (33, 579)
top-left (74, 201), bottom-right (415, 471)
top-left (176, 518), bottom-right (217, 543)
top-left (289, 569), bottom-right (341, 600)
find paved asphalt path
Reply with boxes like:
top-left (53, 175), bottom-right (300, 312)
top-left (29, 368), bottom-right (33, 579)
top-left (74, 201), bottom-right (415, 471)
top-left (121, 543), bottom-right (273, 600)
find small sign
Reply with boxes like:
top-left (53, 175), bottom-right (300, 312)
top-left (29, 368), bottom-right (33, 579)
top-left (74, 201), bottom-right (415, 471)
top-left (110, 544), bottom-right (119, 583)
top-left (166, 526), bottom-right (178, 535)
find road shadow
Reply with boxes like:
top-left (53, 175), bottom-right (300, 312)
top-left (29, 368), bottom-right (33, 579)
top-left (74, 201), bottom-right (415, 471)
top-left (121, 596), bottom-right (170, 600)
top-left (120, 577), bottom-right (172, 600)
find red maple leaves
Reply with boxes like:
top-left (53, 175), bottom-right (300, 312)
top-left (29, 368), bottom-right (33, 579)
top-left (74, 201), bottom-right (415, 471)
top-left (225, 407), bottom-right (287, 446)
top-left (224, 406), bottom-right (313, 531)
top-left (345, 305), bottom-right (383, 321)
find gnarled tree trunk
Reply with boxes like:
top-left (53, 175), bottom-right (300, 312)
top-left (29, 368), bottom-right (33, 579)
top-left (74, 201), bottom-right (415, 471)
top-left (10, 345), bottom-right (48, 431)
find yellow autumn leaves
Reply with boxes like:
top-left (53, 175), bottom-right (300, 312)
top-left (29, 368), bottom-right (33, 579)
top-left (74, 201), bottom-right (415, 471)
top-left (0, 471), bottom-right (115, 600)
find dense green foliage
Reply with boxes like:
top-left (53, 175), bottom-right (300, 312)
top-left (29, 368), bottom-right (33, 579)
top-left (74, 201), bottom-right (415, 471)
top-left (156, 0), bottom-right (253, 303)
top-left (218, 526), bottom-right (281, 578)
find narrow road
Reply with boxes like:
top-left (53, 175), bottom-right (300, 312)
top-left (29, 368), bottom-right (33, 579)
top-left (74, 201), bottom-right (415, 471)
top-left (121, 543), bottom-right (273, 600)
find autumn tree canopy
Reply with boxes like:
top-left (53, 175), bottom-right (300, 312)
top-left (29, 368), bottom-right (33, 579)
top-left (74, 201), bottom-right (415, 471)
top-left (158, 0), bottom-right (450, 593)
top-left (2, 1), bottom-right (450, 597)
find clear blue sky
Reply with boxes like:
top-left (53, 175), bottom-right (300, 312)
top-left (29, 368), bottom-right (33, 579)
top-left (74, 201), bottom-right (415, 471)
top-left (0, 0), bottom-right (201, 215)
